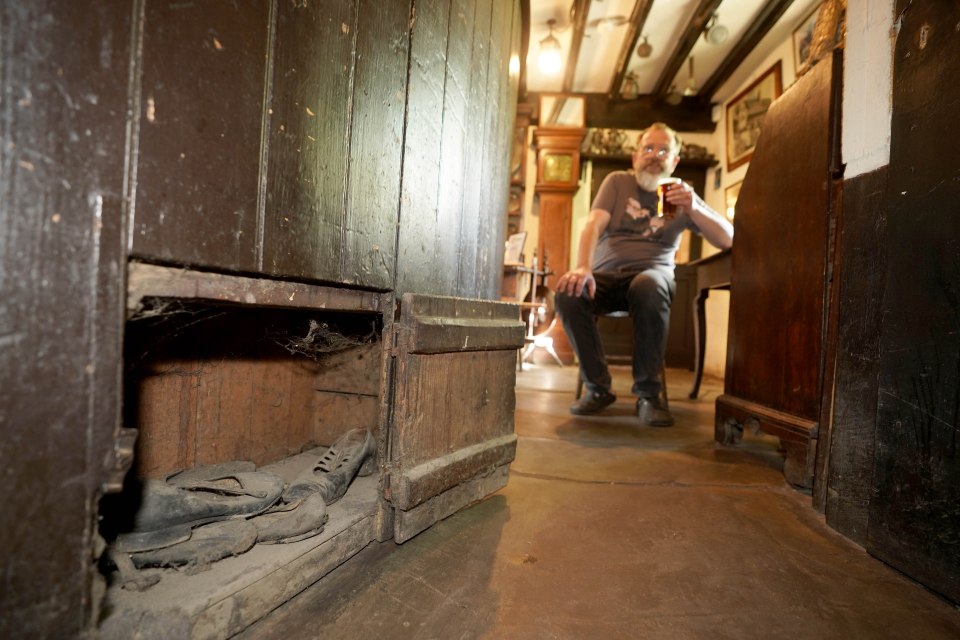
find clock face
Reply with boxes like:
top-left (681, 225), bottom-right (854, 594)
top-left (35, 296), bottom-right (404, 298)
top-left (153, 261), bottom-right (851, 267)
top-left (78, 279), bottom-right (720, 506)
top-left (542, 152), bottom-right (573, 183)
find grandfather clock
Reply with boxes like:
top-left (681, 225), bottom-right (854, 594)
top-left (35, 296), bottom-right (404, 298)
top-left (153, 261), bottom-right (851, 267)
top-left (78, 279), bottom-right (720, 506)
top-left (532, 126), bottom-right (586, 365)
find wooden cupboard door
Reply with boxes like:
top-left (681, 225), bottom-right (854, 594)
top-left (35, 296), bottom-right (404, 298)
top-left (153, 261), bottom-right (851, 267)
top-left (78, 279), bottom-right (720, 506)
top-left (388, 294), bottom-right (524, 543)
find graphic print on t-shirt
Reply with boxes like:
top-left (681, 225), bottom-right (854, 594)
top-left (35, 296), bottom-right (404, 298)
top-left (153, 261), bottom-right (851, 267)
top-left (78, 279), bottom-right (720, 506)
top-left (619, 198), bottom-right (664, 239)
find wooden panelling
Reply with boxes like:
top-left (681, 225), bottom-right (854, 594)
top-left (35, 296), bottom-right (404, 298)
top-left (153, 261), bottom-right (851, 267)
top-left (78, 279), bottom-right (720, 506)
top-left (0, 2), bottom-right (130, 636)
top-left (455, 1), bottom-right (492, 297)
top-left (340, 0), bottom-right (410, 289)
top-left (823, 167), bottom-right (887, 543)
top-left (264, 0), bottom-right (410, 287)
top-left (397, 0), bottom-right (518, 299)
top-left (263, 0), bottom-right (355, 282)
top-left (396, 0), bottom-right (453, 295)
top-left (868, 0), bottom-right (960, 603)
top-left (472, 1), bottom-right (520, 298)
top-left (132, 0), bottom-right (269, 271)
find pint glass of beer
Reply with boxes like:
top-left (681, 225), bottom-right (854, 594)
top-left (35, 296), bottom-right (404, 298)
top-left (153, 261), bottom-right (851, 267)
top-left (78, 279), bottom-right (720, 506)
top-left (656, 178), bottom-right (683, 218)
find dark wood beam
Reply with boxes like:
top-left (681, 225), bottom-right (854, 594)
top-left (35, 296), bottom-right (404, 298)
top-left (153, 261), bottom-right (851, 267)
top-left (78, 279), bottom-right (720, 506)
top-left (698, 0), bottom-right (796, 102)
top-left (652, 0), bottom-right (723, 98)
top-left (528, 92), bottom-right (716, 132)
top-left (608, 0), bottom-right (655, 97)
top-left (562, 0), bottom-right (591, 92)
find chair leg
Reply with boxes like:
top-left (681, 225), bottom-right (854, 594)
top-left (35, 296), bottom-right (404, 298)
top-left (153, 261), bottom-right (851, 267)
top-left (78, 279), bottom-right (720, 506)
top-left (543, 343), bottom-right (564, 367)
top-left (575, 374), bottom-right (583, 399)
top-left (659, 362), bottom-right (669, 411)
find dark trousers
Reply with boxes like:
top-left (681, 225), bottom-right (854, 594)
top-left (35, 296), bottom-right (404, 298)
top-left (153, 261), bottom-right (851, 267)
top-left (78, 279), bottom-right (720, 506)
top-left (556, 267), bottom-right (675, 398)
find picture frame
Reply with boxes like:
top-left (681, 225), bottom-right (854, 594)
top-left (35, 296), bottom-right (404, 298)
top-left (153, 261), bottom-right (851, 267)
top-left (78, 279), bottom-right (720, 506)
top-left (538, 94), bottom-right (586, 128)
top-left (725, 61), bottom-right (783, 171)
top-left (503, 231), bottom-right (527, 266)
top-left (724, 181), bottom-right (742, 221)
top-left (792, 4), bottom-right (822, 76)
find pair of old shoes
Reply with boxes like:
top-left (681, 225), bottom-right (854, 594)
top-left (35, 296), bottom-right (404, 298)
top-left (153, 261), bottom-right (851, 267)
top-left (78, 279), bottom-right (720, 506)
top-left (113, 429), bottom-right (376, 587)
top-left (569, 390), bottom-right (673, 427)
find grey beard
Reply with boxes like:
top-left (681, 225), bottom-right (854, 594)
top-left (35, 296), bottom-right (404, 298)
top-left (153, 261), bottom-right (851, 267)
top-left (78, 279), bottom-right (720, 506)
top-left (635, 171), bottom-right (660, 192)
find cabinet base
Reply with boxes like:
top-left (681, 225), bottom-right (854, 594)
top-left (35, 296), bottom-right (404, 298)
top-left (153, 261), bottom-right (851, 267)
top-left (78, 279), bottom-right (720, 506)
top-left (715, 394), bottom-right (818, 488)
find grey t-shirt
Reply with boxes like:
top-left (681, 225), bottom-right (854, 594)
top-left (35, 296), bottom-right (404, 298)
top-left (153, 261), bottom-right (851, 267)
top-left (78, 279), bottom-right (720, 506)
top-left (591, 171), bottom-right (698, 272)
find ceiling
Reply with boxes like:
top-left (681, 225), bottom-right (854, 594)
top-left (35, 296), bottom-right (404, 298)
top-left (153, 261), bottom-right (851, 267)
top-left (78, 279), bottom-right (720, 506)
top-left (522, 0), bottom-right (822, 128)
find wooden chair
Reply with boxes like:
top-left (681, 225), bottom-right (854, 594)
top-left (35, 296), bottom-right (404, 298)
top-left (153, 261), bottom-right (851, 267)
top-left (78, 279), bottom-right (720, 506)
top-left (574, 311), bottom-right (669, 411)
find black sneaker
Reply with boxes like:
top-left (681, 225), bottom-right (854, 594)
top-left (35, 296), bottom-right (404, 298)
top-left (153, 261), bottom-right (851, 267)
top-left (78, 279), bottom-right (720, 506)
top-left (570, 390), bottom-right (617, 415)
top-left (637, 397), bottom-right (673, 427)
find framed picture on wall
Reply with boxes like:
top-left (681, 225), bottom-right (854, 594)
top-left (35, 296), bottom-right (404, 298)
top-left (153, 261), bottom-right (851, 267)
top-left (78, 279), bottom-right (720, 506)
top-left (725, 61), bottom-right (783, 171)
top-left (724, 181), bottom-right (742, 221)
top-left (793, 4), bottom-right (822, 75)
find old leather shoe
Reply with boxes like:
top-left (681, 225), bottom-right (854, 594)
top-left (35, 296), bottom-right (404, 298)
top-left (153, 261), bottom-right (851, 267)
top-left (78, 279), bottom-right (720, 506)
top-left (570, 389), bottom-right (617, 415)
top-left (637, 397), bottom-right (673, 427)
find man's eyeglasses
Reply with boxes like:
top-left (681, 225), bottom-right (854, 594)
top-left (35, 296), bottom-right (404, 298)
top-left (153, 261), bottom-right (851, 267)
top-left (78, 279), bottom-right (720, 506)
top-left (641, 145), bottom-right (673, 159)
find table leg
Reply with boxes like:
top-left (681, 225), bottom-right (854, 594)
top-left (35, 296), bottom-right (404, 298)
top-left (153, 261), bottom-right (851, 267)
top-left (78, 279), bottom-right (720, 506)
top-left (689, 288), bottom-right (709, 399)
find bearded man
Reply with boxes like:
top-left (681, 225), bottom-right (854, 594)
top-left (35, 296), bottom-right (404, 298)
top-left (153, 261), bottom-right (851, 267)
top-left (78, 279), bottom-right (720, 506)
top-left (555, 122), bottom-right (733, 426)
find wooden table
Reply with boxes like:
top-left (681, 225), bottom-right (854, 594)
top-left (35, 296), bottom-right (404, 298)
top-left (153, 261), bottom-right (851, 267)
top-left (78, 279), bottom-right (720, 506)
top-left (686, 248), bottom-right (731, 399)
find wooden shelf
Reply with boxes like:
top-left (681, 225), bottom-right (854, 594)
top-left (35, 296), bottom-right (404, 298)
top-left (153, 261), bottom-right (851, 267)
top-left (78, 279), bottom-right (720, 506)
top-left (127, 261), bottom-right (385, 317)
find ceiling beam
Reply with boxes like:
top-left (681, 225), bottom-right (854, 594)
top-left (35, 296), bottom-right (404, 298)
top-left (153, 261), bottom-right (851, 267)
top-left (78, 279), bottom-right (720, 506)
top-left (562, 0), bottom-right (592, 92)
top-left (698, 0), bottom-right (796, 102)
top-left (652, 0), bottom-right (723, 98)
top-left (529, 92), bottom-right (715, 132)
top-left (608, 0), bottom-right (655, 97)
top-left (584, 93), bottom-right (715, 131)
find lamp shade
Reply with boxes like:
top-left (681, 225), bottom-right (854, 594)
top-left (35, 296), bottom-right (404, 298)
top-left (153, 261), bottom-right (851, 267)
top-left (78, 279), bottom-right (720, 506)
top-left (537, 20), bottom-right (562, 75)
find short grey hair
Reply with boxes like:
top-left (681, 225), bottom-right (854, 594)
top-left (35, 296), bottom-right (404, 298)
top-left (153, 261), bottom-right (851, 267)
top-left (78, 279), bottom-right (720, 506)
top-left (639, 122), bottom-right (682, 156)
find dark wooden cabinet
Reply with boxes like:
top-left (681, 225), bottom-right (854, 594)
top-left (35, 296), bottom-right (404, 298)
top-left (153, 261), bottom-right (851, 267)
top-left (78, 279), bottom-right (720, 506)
top-left (716, 52), bottom-right (842, 488)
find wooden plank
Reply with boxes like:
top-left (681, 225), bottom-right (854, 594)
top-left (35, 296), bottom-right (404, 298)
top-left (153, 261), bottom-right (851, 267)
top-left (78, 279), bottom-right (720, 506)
top-left (394, 464), bottom-right (510, 543)
top-left (396, 0), bottom-right (451, 296)
top-left (402, 291), bottom-right (522, 321)
top-left (263, 0), bottom-right (355, 281)
top-left (477, 0), bottom-right (520, 298)
top-left (868, 0), bottom-right (960, 604)
top-left (127, 263), bottom-right (383, 315)
top-left (394, 349), bottom-right (518, 469)
top-left (392, 434), bottom-right (517, 509)
top-left (406, 316), bottom-right (525, 353)
top-left (341, 0), bottom-right (409, 289)
top-left (454, 0), bottom-right (491, 297)
top-left (132, 0), bottom-right (269, 271)
top-left (0, 2), bottom-right (130, 636)
top-left (433, 0), bottom-right (472, 295)
top-left (399, 292), bottom-right (524, 352)
top-left (823, 166), bottom-right (887, 543)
